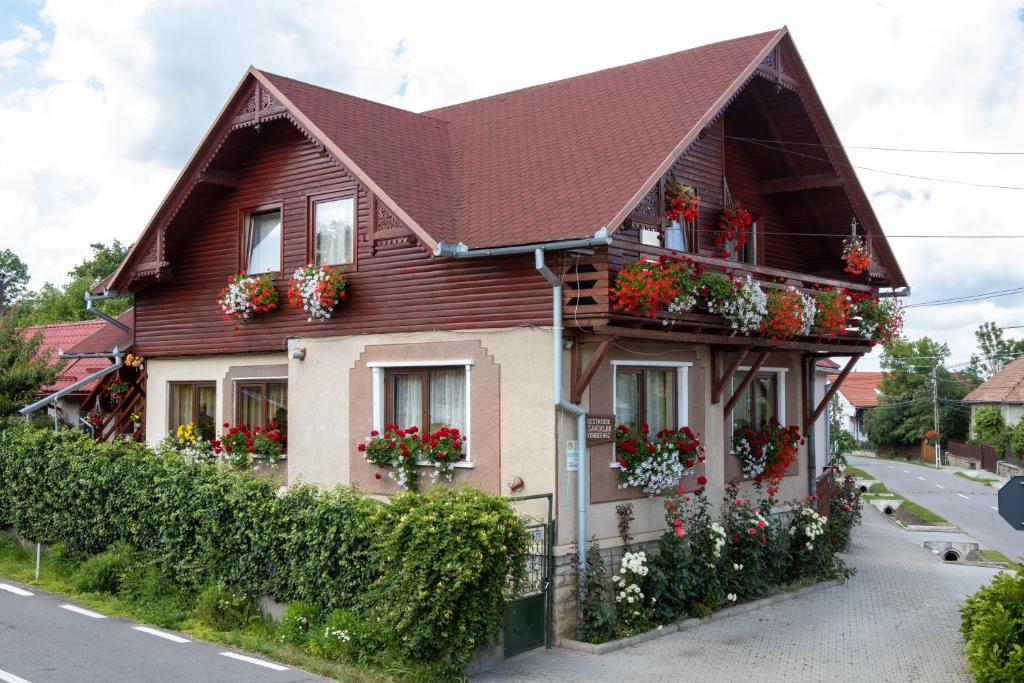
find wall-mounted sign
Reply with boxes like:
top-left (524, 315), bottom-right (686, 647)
top-left (566, 440), bottom-right (578, 472)
top-left (586, 414), bottom-right (616, 446)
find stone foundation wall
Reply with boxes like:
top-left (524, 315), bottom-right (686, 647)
top-left (997, 460), bottom-right (1024, 478)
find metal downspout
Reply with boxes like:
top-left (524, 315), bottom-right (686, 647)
top-left (85, 290), bottom-right (130, 332)
top-left (534, 249), bottom-right (589, 573)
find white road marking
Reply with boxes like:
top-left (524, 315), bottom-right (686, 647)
top-left (935, 484), bottom-right (945, 489)
top-left (957, 494), bottom-right (970, 500)
top-left (133, 626), bottom-right (190, 643)
top-left (218, 652), bottom-right (289, 671)
top-left (0, 583), bottom-right (33, 596)
top-left (59, 604), bottom-right (106, 619)
top-left (0, 667), bottom-right (32, 683)
top-left (917, 476), bottom-right (925, 481)
top-left (889, 465), bottom-right (896, 469)
top-left (903, 469), bottom-right (910, 474)
top-left (991, 506), bottom-right (999, 511)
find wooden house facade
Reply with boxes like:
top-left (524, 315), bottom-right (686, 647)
top-left (105, 27), bottom-right (907, 641)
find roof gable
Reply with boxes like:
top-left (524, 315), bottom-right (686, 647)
top-left (829, 371), bottom-right (885, 408)
top-left (964, 356), bottom-right (1024, 404)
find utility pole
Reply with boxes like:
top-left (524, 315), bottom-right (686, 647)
top-left (932, 364), bottom-right (941, 468)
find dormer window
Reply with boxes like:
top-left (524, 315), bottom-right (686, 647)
top-left (313, 196), bottom-right (355, 266)
top-left (245, 208), bottom-right (281, 273)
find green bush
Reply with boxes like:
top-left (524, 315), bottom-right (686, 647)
top-left (195, 580), bottom-right (256, 631)
top-left (308, 608), bottom-right (384, 663)
top-left (72, 542), bottom-right (138, 594)
top-left (280, 601), bottom-right (320, 646)
top-left (961, 569), bottom-right (1024, 682)
top-left (973, 407), bottom-right (1007, 448)
top-left (0, 419), bottom-right (527, 676)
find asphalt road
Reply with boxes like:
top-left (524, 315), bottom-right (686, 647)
top-left (0, 580), bottom-right (330, 683)
top-left (849, 455), bottom-right (1024, 561)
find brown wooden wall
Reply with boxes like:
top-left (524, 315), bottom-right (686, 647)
top-left (134, 121), bottom-right (552, 357)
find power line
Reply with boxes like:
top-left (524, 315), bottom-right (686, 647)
top-left (680, 228), bottom-right (1024, 239)
top-left (724, 135), bottom-right (1024, 157)
top-left (904, 286), bottom-right (1024, 308)
top-left (728, 136), bottom-right (1024, 190)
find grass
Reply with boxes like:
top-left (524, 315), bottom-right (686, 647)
top-left (867, 482), bottom-right (891, 495)
top-left (978, 549), bottom-right (1024, 573)
top-left (954, 471), bottom-right (998, 487)
top-left (860, 484), bottom-right (950, 526)
top-left (896, 499), bottom-right (949, 525)
top-left (0, 535), bottom-right (402, 683)
top-left (844, 465), bottom-right (873, 480)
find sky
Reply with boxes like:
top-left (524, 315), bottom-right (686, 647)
top-left (0, 0), bottom-right (1022, 370)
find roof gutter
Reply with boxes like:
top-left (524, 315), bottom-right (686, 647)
top-left (85, 289), bottom-right (130, 332)
top-left (20, 348), bottom-right (124, 417)
top-left (433, 227), bottom-right (612, 258)
top-left (878, 286), bottom-right (910, 299)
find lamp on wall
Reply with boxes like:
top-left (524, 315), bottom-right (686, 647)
top-left (291, 347), bottom-right (307, 361)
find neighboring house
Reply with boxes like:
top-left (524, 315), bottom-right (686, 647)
top-left (828, 371), bottom-right (884, 442)
top-left (815, 358), bottom-right (840, 471)
top-left (24, 319), bottom-right (109, 427)
top-left (964, 355), bottom-right (1024, 432)
top-left (102, 27), bottom-right (907, 642)
top-left (23, 310), bottom-right (139, 438)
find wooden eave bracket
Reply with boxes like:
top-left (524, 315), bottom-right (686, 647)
top-left (570, 336), bottom-right (613, 404)
top-left (803, 353), bottom-right (861, 432)
top-left (722, 349), bottom-right (771, 416)
top-left (711, 346), bottom-right (750, 404)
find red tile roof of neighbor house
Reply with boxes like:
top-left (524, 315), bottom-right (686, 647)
top-left (816, 358), bottom-right (840, 370)
top-left (964, 355), bottom-right (1024, 404)
top-left (828, 371), bottom-right (885, 408)
top-left (23, 309), bottom-right (135, 396)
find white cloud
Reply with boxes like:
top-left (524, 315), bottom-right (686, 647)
top-left (0, 0), bottom-right (1021, 369)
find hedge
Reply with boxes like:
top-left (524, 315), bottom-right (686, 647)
top-left (961, 568), bottom-right (1024, 682)
top-left (0, 420), bottom-right (528, 674)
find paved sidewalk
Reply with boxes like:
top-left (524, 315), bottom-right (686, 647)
top-left (477, 507), bottom-right (1002, 682)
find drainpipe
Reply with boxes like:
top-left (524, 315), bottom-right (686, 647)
top-left (85, 290), bottom-right (130, 332)
top-left (19, 348), bottom-right (124, 417)
top-left (535, 249), bottom-right (590, 572)
top-left (877, 286), bottom-right (910, 299)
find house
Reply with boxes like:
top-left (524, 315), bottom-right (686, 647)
top-left (99, 27), bottom-right (907, 643)
top-left (964, 355), bottom-right (1024, 432)
top-left (23, 319), bottom-right (109, 427)
top-left (814, 358), bottom-right (840, 468)
top-left (828, 371), bottom-right (884, 442)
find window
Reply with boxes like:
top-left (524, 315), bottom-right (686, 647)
top-left (235, 380), bottom-right (288, 431)
top-left (664, 218), bottom-right (689, 252)
top-left (731, 370), bottom-right (783, 428)
top-left (728, 217), bottom-right (759, 265)
top-left (385, 367), bottom-right (466, 436)
top-left (370, 362), bottom-right (472, 462)
top-left (313, 197), bottom-right (355, 266)
top-left (245, 209), bottom-right (281, 273)
top-left (169, 382), bottom-right (216, 440)
top-left (615, 367), bottom-right (676, 434)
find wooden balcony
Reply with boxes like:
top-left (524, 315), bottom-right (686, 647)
top-left (563, 244), bottom-right (876, 355)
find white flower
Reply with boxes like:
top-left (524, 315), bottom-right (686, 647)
top-left (627, 596), bottom-right (634, 604)
top-left (727, 593), bottom-right (737, 602)
top-left (733, 563), bottom-right (743, 571)
top-left (706, 274), bottom-right (767, 335)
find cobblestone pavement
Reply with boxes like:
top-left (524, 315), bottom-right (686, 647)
top-left (477, 507), bottom-right (1002, 682)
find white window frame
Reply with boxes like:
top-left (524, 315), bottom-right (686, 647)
top-left (368, 360), bottom-right (474, 467)
top-left (609, 360), bottom-right (691, 468)
top-left (730, 366), bottom-right (788, 427)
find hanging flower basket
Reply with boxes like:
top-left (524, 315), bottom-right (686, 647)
top-left (760, 286), bottom-right (817, 339)
top-left (731, 419), bottom-right (802, 482)
top-left (813, 287), bottom-right (853, 337)
top-left (288, 263), bottom-right (348, 322)
top-left (852, 294), bottom-right (903, 346)
top-left (665, 178), bottom-right (699, 223)
top-left (614, 423), bottom-right (705, 496)
top-left (842, 235), bottom-right (871, 275)
top-left (218, 273), bottom-right (279, 320)
top-left (714, 202), bottom-right (753, 259)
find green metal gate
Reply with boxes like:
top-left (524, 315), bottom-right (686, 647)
top-left (502, 494), bottom-right (554, 657)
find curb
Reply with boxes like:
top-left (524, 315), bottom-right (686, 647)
top-left (560, 578), bottom-right (845, 655)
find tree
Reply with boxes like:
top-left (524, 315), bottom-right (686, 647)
top-left (862, 337), bottom-right (971, 448)
top-left (828, 394), bottom-right (855, 466)
top-left (0, 309), bottom-right (61, 416)
top-left (0, 249), bottom-right (30, 311)
top-left (965, 322), bottom-right (1024, 382)
top-left (1009, 420), bottom-right (1024, 461)
top-left (19, 241), bottom-right (132, 325)
top-left (971, 406), bottom-right (1005, 445)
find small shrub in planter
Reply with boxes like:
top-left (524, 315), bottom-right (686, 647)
top-left (828, 469), bottom-right (863, 552)
top-left (218, 273), bottom-right (279, 320)
top-left (961, 568), bottom-right (1024, 683)
top-left (852, 294), bottom-right (903, 346)
top-left (785, 500), bottom-right (849, 582)
top-left (611, 551), bottom-right (656, 637)
top-left (720, 482), bottom-right (774, 602)
top-left (613, 423), bottom-right (704, 496)
top-left (574, 541), bottom-right (617, 644)
top-left (761, 286), bottom-right (816, 339)
top-left (814, 287), bottom-right (853, 337)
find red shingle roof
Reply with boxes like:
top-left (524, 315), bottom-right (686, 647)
top-left (23, 309), bottom-right (135, 395)
top-left (261, 30), bottom-right (780, 249)
top-left (964, 356), bottom-right (1024, 404)
top-left (828, 371), bottom-right (884, 408)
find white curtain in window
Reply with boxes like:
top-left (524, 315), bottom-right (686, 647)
top-left (615, 372), bottom-right (639, 430)
top-left (665, 219), bottom-right (688, 252)
top-left (391, 374), bottom-right (422, 428)
top-left (267, 382), bottom-right (288, 427)
top-left (238, 385), bottom-right (264, 426)
top-left (315, 199), bottom-right (354, 266)
top-left (169, 384), bottom-right (193, 432)
top-left (644, 369), bottom-right (673, 433)
top-left (732, 371), bottom-right (753, 426)
top-left (429, 368), bottom-right (464, 433)
top-left (248, 210), bottom-right (281, 273)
